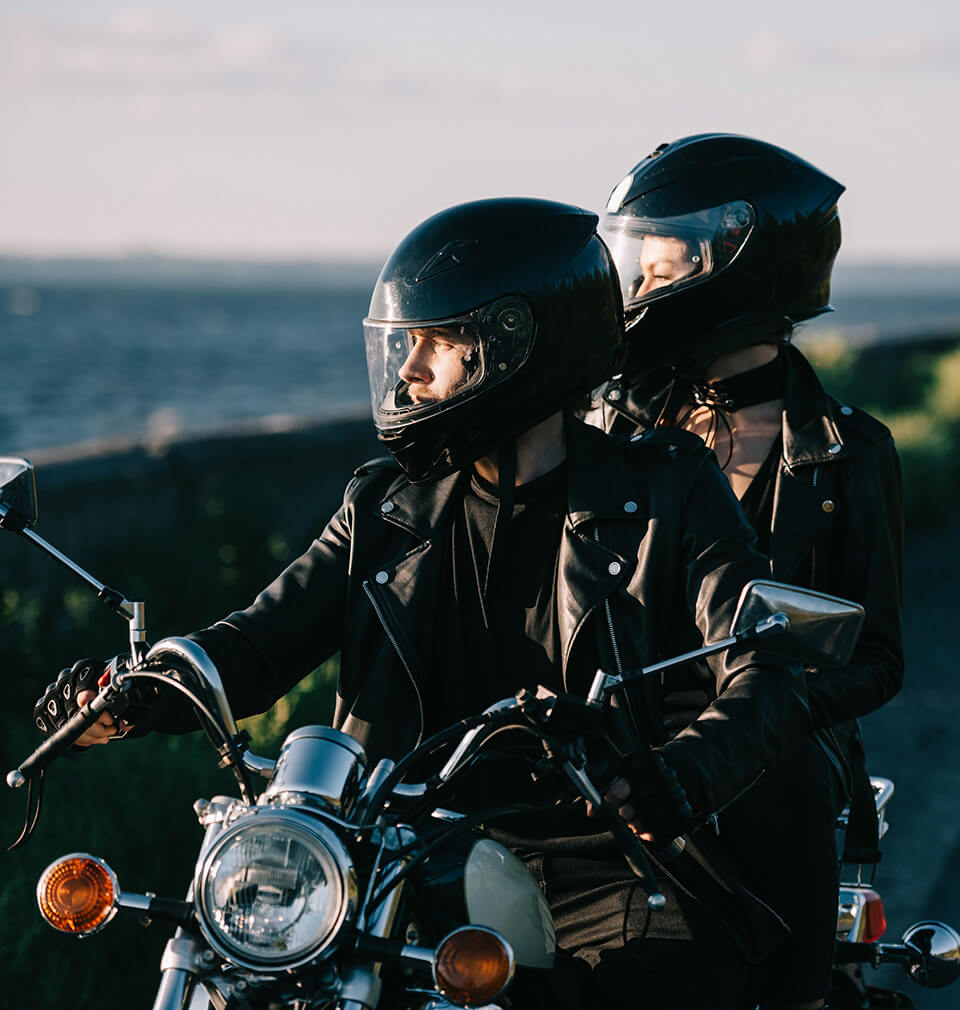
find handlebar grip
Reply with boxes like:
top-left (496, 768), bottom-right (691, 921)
top-left (7, 695), bottom-right (106, 787)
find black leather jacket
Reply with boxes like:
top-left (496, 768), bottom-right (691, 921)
top-left (592, 344), bottom-right (904, 794)
top-left (176, 418), bottom-right (811, 825)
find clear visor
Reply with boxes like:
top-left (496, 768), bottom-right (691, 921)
top-left (600, 201), bottom-right (755, 313)
top-left (364, 297), bottom-right (534, 426)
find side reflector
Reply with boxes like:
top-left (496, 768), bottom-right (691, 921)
top-left (37, 853), bottom-right (118, 936)
top-left (433, 926), bottom-right (515, 1006)
top-left (863, 889), bottom-right (887, 943)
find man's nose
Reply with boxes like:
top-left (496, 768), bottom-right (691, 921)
top-left (634, 276), bottom-right (655, 298)
top-left (399, 345), bottom-right (432, 384)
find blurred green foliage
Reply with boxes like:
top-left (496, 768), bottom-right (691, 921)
top-left (803, 332), bottom-right (960, 530)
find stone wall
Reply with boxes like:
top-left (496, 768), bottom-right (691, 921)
top-left (0, 411), bottom-right (382, 687)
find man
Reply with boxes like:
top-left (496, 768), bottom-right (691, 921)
top-left (42, 196), bottom-right (813, 1009)
top-left (593, 134), bottom-right (905, 1010)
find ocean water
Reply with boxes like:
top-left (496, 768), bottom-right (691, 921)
top-left (2, 259), bottom-right (959, 454)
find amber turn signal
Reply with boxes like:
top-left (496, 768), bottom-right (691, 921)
top-left (37, 853), bottom-right (118, 936)
top-left (433, 926), bottom-right (515, 1006)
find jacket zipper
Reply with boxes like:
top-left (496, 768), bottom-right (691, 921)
top-left (704, 768), bottom-right (766, 836)
top-left (363, 580), bottom-right (425, 748)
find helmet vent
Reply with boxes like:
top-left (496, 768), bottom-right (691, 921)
top-left (416, 240), bottom-right (479, 282)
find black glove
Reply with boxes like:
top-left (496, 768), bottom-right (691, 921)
top-left (612, 748), bottom-right (696, 844)
top-left (33, 658), bottom-right (105, 738)
top-left (33, 655), bottom-right (159, 743)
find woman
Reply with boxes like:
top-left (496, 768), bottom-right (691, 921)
top-left (593, 134), bottom-right (904, 1010)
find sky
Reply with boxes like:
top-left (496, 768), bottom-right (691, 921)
top-left (3, 0), bottom-right (960, 262)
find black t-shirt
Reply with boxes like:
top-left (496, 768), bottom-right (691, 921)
top-left (426, 461), bottom-right (567, 737)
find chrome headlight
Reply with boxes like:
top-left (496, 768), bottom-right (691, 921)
top-left (195, 809), bottom-right (356, 969)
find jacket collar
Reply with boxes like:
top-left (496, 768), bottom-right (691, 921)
top-left (373, 416), bottom-right (638, 540)
top-left (780, 344), bottom-right (846, 469)
top-left (603, 344), bottom-right (847, 471)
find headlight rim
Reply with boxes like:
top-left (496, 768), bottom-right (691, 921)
top-left (194, 807), bottom-right (356, 971)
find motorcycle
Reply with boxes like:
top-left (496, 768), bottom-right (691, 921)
top-left (2, 454), bottom-right (958, 1010)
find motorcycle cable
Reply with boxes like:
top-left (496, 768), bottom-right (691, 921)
top-left (116, 669), bottom-right (256, 804)
top-left (357, 713), bottom-right (495, 828)
top-left (390, 726), bottom-right (550, 837)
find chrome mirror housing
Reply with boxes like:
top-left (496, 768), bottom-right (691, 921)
top-left (731, 580), bottom-right (865, 667)
top-left (903, 920), bottom-right (960, 988)
top-left (0, 457), bottom-right (39, 530)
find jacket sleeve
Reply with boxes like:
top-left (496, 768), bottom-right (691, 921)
top-left (807, 436), bottom-right (904, 727)
top-left (140, 480), bottom-right (357, 735)
top-left (659, 454), bottom-right (813, 821)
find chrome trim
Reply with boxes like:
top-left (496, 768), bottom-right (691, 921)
top-left (146, 638), bottom-right (240, 742)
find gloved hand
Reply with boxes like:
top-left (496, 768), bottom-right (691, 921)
top-left (33, 659), bottom-right (106, 738)
top-left (604, 748), bottom-right (696, 845)
top-left (33, 656), bottom-right (155, 747)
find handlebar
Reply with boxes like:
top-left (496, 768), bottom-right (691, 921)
top-left (9, 638), bottom-right (260, 804)
top-left (8, 688), bottom-right (111, 788)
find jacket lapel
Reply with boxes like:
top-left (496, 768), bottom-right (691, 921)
top-left (557, 523), bottom-right (627, 686)
top-left (559, 421), bottom-right (633, 684)
top-left (769, 464), bottom-right (832, 582)
top-left (770, 346), bottom-right (845, 582)
top-left (361, 470), bottom-right (465, 692)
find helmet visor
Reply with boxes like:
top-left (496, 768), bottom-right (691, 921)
top-left (364, 297), bottom-right (535, 429)
top-left (600, 201), bottom-right (755, 314)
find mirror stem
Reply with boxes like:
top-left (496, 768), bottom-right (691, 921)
top-left (10, 520), bottom-right (147, 658)
top-left (588, 613), bottom-right (789, 703)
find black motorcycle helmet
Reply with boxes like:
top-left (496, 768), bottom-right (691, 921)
top-left (364, 197), bottom-right (623, 482)
top-left (600, 134), bottom-right (844, 372)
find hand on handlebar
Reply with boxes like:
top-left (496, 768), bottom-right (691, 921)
top-left (73, 689), bottom-right (129, 746)
top-left (593, 749), bottom-right (696, 846)
top-left (33, 658), bottom-right (133, 748)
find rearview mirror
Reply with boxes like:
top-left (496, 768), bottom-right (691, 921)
top-left (0, 457), bottom-right (38, 530)
top-left (731, 580), bottom-right (864, 668)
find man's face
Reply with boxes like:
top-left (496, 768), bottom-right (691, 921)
top-left (397, 325), bottom-right (479, 404)
top-left (629, 234), bottom-right (703, 300)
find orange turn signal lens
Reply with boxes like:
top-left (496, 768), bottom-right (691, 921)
top-left (37, 853), bottom-right (118, 936)
top-left (433, 926), bottom-right (515, 1006)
